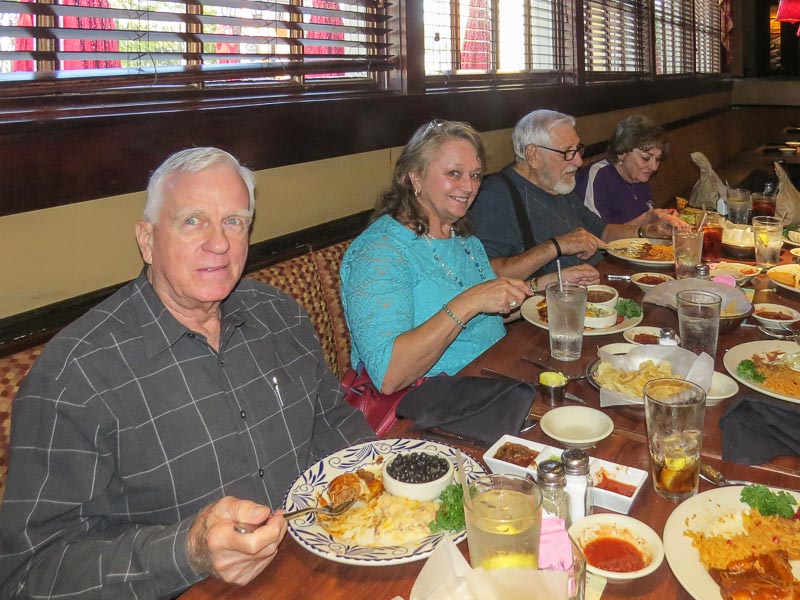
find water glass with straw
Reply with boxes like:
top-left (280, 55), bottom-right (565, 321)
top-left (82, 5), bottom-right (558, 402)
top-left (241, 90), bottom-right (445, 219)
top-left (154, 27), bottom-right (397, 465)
top-left (546, 260), bottom-right (587, 361)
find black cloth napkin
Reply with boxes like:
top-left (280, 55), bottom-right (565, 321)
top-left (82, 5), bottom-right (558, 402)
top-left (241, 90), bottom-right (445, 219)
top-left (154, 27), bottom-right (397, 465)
top-left (719, 396), bottom-right (800, 465)
top-left (396, 375), bottom-right (535, 447)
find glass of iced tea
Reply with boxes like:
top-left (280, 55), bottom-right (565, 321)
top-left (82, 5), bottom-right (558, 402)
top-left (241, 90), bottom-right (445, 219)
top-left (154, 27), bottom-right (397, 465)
top-left (643, 379), bottom-right (705, 503)
top-left (750, 193), bottom-right (776, 220)
top-left (464, 474), bottom-right (543, 570)
top-left (701, 213), bottom-right (724, 262)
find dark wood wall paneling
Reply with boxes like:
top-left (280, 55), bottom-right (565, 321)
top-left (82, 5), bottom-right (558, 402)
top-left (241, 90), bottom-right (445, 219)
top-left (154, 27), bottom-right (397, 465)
top-left (0, 79), bottom-right (731, 217)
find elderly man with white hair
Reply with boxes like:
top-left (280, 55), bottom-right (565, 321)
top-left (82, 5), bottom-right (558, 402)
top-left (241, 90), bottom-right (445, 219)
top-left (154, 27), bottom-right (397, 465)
top-left (0, 147), bottom-right (373, 600)
top-left (470, 109), bottom-right (685, 290)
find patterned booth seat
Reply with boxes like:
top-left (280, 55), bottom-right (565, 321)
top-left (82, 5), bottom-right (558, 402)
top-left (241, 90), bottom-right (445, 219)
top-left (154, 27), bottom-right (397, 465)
top-left (0, 239), bottom-right (355, 505)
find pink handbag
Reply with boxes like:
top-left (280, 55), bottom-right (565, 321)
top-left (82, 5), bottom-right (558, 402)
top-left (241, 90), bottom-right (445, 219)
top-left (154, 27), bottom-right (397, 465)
top-left (341, 368), bottom-right (427, 438)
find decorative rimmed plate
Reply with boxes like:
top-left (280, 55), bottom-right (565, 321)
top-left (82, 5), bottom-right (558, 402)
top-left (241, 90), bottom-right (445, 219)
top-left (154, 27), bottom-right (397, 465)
top-left (767, 264), bottom-right (800, 293)
top-left (520, 297), bottom-right (643, 336)
top-left (663, 486), bottom-right (800, 600)
top-left (606, 238), bottom-right (674, 267)
top-left (284, 438), bottom-right (486, 566)
top-left (722, 340), bottom-right (800, 404)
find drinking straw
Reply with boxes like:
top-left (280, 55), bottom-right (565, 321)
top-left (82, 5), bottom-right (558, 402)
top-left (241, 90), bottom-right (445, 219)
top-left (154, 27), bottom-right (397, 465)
top-left (556, 259), bottom-right (564, 291)
top-left (696, 211), bottom-right (708, 232)
top-left (455, 449), bottom-right (472, 510)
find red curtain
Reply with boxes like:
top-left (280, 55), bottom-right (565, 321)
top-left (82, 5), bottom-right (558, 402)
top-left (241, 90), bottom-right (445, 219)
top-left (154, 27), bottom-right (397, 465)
top-left (777, 0), bottom-right (800, 35)
top-left (13, 0), bottom-right (120, 72)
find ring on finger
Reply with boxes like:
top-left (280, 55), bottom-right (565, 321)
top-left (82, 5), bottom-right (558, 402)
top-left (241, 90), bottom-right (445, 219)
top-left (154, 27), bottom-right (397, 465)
top-left (509, 300), bottom-right (518, 309)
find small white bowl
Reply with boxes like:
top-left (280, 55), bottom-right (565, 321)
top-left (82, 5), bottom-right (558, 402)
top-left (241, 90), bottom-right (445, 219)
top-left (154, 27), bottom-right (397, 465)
top-left (706, 371), bottom-right (739, 406)
top-left (752, 303), bottom-right (800, 330)
top-left (586, 285), bottom-right (619, 309)
top-left (623, 326), bottom-right (680, 346)
top-left (381, 451), bottom-right (454, 501)
top-left (779, 146), bottom-right (797, 155)
top-left (786, 141), bottom-right (800, 147)
top-left (790, 247), bottom-right (800, 257)
top-left (569, 514), bottom-right (665, 583)
top-left (710, 262), bottom-right (761, 287)
top-left (540, 406), bottom-right (614, 449)
top-left (584, 304), bottom-right (618, 329)
top-left (598, 342), bottom-right (637, 355)
top-left (630, 272), bottom-right (674, 292)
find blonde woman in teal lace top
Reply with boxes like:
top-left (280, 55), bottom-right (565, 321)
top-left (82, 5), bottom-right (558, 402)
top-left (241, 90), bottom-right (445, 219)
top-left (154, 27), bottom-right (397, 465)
top-left (341, 120), bottom-right (531, 394)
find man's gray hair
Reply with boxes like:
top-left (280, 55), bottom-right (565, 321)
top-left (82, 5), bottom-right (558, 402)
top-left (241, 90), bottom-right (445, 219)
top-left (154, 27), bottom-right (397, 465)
top-left (144, 147), bottom-right (256, 223)
top-left (512, 110), bottom-right (576, 162)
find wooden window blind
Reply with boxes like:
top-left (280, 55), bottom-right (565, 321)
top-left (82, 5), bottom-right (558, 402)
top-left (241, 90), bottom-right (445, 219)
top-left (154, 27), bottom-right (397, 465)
top-left (653, 0), bottom-right (693, 75)
top-left (582, 0), bottom-right (650, 80)
top-left (694, 0), bottom-right (721, 73)
top-left (0, 0), bottom-right (392, 93)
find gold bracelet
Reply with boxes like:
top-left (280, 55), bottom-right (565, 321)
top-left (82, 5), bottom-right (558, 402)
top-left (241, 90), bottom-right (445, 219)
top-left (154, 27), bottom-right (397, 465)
top-left (442, 304), bottom-right (467, 330)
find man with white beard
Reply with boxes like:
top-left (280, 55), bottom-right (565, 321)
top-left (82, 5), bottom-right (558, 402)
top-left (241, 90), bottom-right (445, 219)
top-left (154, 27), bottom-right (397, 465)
top-left (470, 109), bottom-right (684, 283)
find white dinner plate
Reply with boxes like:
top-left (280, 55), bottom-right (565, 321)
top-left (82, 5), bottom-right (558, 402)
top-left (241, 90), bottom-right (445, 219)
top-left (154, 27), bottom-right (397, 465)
top-left (767, 263), bottom-right (800, 294)
top-left (605, 238), bottom-right (674, 267)
top-left (520, 297), bottom-right (643, 336)
top-left (284, 438), bottom-right (486, 566)
top-left (722, 340), bottom-right (800, 404)
top-left (663, 486), bottom-right (800, 600)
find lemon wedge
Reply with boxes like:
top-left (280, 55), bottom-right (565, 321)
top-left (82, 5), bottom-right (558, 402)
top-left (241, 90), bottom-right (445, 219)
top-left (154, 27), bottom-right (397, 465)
top-left (481, 552), bottom-right (538, 570)
top-left (756, 232), bottom-right (770, 246)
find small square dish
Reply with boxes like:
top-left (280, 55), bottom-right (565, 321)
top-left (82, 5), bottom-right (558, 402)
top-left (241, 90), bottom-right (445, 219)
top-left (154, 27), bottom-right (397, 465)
top-left (590, 458), bottom-right (648, 514)
top-left (483, 434), bottom-right (560, 479)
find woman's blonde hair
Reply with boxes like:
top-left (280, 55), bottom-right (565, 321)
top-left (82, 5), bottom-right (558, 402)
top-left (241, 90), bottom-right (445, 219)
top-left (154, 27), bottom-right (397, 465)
top-left (372, 119), bottom-right (485, 236)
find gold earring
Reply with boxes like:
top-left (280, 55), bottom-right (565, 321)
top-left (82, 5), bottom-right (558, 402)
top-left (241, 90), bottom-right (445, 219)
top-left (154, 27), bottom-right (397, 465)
top-left (414, 189), bottom-right (420, 197)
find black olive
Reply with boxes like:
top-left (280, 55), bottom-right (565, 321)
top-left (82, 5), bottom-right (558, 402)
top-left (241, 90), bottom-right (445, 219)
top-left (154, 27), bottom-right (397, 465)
top-left (387, 452), bottom-right (449, 484)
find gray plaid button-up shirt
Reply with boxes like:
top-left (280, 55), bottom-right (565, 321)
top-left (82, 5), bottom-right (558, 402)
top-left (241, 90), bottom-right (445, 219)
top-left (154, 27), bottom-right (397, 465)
top-left (0, 269), bottom-right (374, 599)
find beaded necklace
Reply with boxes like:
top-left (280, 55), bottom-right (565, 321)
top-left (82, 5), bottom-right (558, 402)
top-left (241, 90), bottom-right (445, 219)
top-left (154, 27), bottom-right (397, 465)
top-left (424, 232), bottom-right (486, 288)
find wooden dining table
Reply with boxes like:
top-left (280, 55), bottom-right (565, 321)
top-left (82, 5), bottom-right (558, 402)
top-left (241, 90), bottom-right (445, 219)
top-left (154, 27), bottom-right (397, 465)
top-left (179, 246), bottom-right (800, 600)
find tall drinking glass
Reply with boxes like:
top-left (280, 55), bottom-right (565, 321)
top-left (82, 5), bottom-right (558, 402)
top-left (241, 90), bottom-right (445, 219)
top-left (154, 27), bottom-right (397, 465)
top-left (464, 473), bottom-right (543, 570)
top-left (546, 282), bottom-right (587, 362)
top-left (701, 213), bottom-right (724, 262)
top-left (726, 188), bottom-right (751, 225)
top-left (672, 229), bottom-right (704, 279)
top-left (752, 216), bottom-right (784, 268)
top-left (644, 379), bottom-right (705, 502)
top-left (677, 289), bottom-right (721, 358)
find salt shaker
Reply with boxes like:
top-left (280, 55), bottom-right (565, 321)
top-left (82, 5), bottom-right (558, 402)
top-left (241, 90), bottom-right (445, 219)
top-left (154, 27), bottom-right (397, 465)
top-left (562, 448), bottom-right (592, 523)
top-left (695, 264), bottom-right (710, 280)
top-left (659, 327), bottom-right (678, 346)
top-left (537, 460), bottom-right (571, 525)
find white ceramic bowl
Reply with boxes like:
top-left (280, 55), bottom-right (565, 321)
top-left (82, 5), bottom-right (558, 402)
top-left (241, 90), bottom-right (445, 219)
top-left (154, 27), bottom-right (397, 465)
top-left (630, 272), bottom-right (674, 292)
top-left (569, 514), bottom-right (665, 583)
top-left (623, 326), bottom-right (680, 346)
top-left (752, 303), bottom-right (800, 330)
top-left (381, 451), bottom-right (454, 501)
top-left (790, 247), bottom-right (800, 257)
top-left (786, 140), bottom-right (800, 147)
top-left (586, 285), bottom-right (619, 309)
top-left (779, 146), bottom-right (797, 155)
top-left (709, 262), bottom-right (762, 287)
top-left (706, 371), bottom-right (739, 406)
top-left (584, 304), bottom-right (618, 329)
top-left (598, 342), bottom-right (637, 355)
top-left (540, 406), bottom-right (614, 449)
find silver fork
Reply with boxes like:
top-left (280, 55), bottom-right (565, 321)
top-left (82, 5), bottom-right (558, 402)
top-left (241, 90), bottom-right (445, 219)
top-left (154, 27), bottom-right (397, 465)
top-left (234, 496), bottom-right (358, 533)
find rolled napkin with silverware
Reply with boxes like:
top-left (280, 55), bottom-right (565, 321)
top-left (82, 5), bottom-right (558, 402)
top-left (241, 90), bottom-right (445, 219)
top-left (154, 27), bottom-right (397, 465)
top-left (396, 376), bottom-right (535, 447)
top-left (720, 396), bottom-right (800, 465)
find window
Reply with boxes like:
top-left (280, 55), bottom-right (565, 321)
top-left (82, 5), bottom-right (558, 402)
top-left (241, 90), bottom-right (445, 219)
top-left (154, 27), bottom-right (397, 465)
top-left (582, 0), bottom-right (650, 80)
top-left (423, 0), bottom-right (575, 82)
top-left (653, 0), bottom-right (693, 75)
top-left (0, 0), bottom-right (392, 93)
top-left (694, 0), bottom-right (722, 73)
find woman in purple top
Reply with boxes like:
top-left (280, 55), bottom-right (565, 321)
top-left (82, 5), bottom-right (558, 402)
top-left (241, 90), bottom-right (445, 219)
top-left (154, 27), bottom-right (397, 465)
top-left (576, 115), bottom-right (678, 226)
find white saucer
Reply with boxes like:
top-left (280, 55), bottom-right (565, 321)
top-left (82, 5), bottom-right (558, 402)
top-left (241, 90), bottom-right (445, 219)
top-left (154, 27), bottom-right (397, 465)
top-left (540, 406), bottom-right (614, 449)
